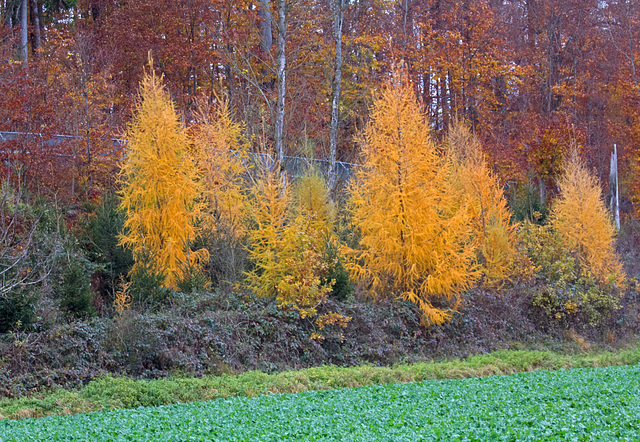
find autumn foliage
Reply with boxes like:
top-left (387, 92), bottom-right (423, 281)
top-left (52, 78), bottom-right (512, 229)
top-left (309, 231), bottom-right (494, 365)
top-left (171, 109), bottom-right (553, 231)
top-left (347, 72), bottom-right (477, 325)
top-left (118, 63), bottom-right (207, 290)
top-left (246, 167), bottom-right (335, 319)
top-left (192, 96), bottom-right (248, 243)
top-left (2, 0), bottom-right (639, 341)
top-left (445, 121), bottom-right (518, 285)
top-left (245, 166), bottom-right (290, 303)
top-left (551, 148), bottom-right (624, 287)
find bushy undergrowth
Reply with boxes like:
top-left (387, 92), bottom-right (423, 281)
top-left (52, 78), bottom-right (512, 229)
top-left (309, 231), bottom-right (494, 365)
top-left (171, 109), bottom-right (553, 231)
top-left (520, 222), bottom-right (622, 327)
top-left (1, 285), bottom-right (638, 402)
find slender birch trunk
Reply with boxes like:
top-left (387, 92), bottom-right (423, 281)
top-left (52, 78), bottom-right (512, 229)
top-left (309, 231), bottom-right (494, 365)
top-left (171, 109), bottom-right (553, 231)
top-left (328, 0), bottom-right (345, 192)
top-left (275, 0), bottom-right (286, 165)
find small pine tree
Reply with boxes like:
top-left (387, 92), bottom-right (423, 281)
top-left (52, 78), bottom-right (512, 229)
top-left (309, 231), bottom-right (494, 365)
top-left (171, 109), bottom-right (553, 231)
top-left (347, 71), bottom-right (477, 325)
top-left (118, 61), bottom-right (208, 290)
top-left (552, 147), bottom-right (624, 286)
top-left (58, 257), bottom-right (96, 318)
top-left (445, 121), bottom-right (518, 285)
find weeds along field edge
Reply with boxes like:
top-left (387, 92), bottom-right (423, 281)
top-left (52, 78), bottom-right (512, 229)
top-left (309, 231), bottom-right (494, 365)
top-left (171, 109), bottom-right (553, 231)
top-left (1, 345), bottom-right (640, 421)
top-left (1, 364), bottom-right (639, 441)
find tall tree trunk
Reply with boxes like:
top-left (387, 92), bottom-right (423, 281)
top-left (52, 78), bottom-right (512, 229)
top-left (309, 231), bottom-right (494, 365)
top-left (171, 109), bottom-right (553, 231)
top-left (610, 144), bottom-right (620, 231)
top-left (4, 0), bottom-right (15, 28)
top-left (275, 0), bottom-right (286, 164)
top-left (258, 0), bottom-right (273, 54)
top-left (29, 0), bottom-right (41, 54)
top-left (37, 0), bottom-right (44, 44)
top-left (224, 5), bottom-right (234, 102)
top-left (20, 0), bottom-right (28, 65)
top-left (328, 0), bottom-right (345, 192)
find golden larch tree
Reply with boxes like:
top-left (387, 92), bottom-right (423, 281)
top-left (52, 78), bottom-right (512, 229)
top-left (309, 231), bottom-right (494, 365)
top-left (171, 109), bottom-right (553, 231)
top-left (552, 147), bottom-right (624, 286)
top-left (279, 171), bottom-right (335, 318)
top-left (245, 168), bottom-right (335, 319)
top-left (118, 63), bottom-right (208, 290)
top-left (347, 72), bottom-right (477, 325)
top-left (192, 96), bottom-right (248, 242)
top-left (445, 121), bottom-right (519, 285)
top-left (245, 165), bottom-right (290, 302)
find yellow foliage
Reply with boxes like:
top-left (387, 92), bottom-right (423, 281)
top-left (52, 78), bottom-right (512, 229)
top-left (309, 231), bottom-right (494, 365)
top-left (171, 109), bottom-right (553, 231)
top-left (445, 121), bottom-right (519, 285)
top-left (113, 275), bottom-right (132, 314)
top-left (245, 166), bottom-right (289, 300)
top-left (118, 62), bottom-right (208, 290)
top-left (347, 72), bottom-right (477, 325)
top-left (280, 172), bottom-right (335, 317)
top-left (192, 96), bottom-right (248, 242)
top-left (551, 147), bottom-right (625, 287)
top-left (246, 168), bottom-right (335, 319)
top-left (292, 172), bottom-right (335, 241)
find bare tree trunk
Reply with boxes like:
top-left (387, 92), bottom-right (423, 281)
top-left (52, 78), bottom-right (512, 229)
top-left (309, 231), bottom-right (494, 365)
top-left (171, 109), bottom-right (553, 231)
top-left (610, 144), bottom-right (620, 231)
top-left (328, 0), bottom-right (345, 192)
top-left (20, 0), bottom-right (28, 65)
top-left (29, 0), bottom-right (41, 54)
top-left (258, 0), bottom-right (273, 54)
top-left (275, 0), bottom-right (286, 164)
top-left (3, 0), bottom-right (15, 28)
top-left (37, 0), bottom-right (44, 45)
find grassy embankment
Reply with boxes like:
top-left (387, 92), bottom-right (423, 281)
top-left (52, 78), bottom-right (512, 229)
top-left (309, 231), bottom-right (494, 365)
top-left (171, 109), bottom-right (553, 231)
top-left (1, 345), bottom-right (640, 420)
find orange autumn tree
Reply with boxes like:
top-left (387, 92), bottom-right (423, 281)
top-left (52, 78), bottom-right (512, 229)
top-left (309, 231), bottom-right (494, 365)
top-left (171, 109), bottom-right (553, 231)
top-left (347, 71), bottom-right (477, 325)
top-left (192, 96), bottom-right (248, 241)
top-left (445, 121), bottom-right (519, 285)
top-left (552, 147), bottom-right (624, 287)
top-left (191, 96), bottom-right (249, 284)
top-left (118, 63), bottom-right (208, 290)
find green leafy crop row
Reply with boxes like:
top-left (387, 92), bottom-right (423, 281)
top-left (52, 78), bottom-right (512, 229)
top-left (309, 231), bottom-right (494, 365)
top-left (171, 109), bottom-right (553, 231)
top-left (2, 364), bottom-right (639, 441)
top-left (2, 346), bottom-right (640, 421)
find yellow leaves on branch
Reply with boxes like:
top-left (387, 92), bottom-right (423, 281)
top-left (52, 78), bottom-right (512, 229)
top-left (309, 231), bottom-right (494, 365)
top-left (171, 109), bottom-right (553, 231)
top-left (445, 121), bottom-right (519, 286)
top-left (192, 96), bottom-right (248, 243)
top-left (245, 167), bottom-right (334, 319)
top-left (113, 275), bottom-right (132, 314)
top-left (118, 63), bottom-right (208, 290)
top-left (347, 71), bottom-right (477, 326)
top-left (552, 147), bottom-right (624, 287)
top-left (245, 166), bottom-right (290, 302)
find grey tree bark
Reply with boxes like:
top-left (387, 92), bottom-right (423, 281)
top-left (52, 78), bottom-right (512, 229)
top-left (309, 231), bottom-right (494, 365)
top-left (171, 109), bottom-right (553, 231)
top-left (20, 0), bottom-right (28, 65)
top-left (29, 0), bottom-right (41, 53)
top-left (275, 0), bottom-right (286, 165)
top-left (328, 0), bottom-right (345, 192)
top-left (610, 144), bottom-right (620, 231)
top-left (258, 0), bottom-right (273, 54)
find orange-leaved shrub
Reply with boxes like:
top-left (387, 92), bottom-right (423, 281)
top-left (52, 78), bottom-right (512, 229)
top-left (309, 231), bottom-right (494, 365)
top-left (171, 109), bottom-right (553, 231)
top-left (346, 71), bottom-right (477, 325)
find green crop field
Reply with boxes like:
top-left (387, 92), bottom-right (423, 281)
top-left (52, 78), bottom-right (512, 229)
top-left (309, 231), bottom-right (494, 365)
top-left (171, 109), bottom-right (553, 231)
top-left (2, 364), bottom-right (639, 441)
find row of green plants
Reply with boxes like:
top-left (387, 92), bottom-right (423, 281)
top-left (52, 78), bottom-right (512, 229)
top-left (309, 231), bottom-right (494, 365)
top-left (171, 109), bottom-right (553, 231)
top-left (2, 345), bottom-right (640, 420)
top-left (0, 66), bottom-right (628, 336)
top-left (2, 363), bottom-right (640, 440)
